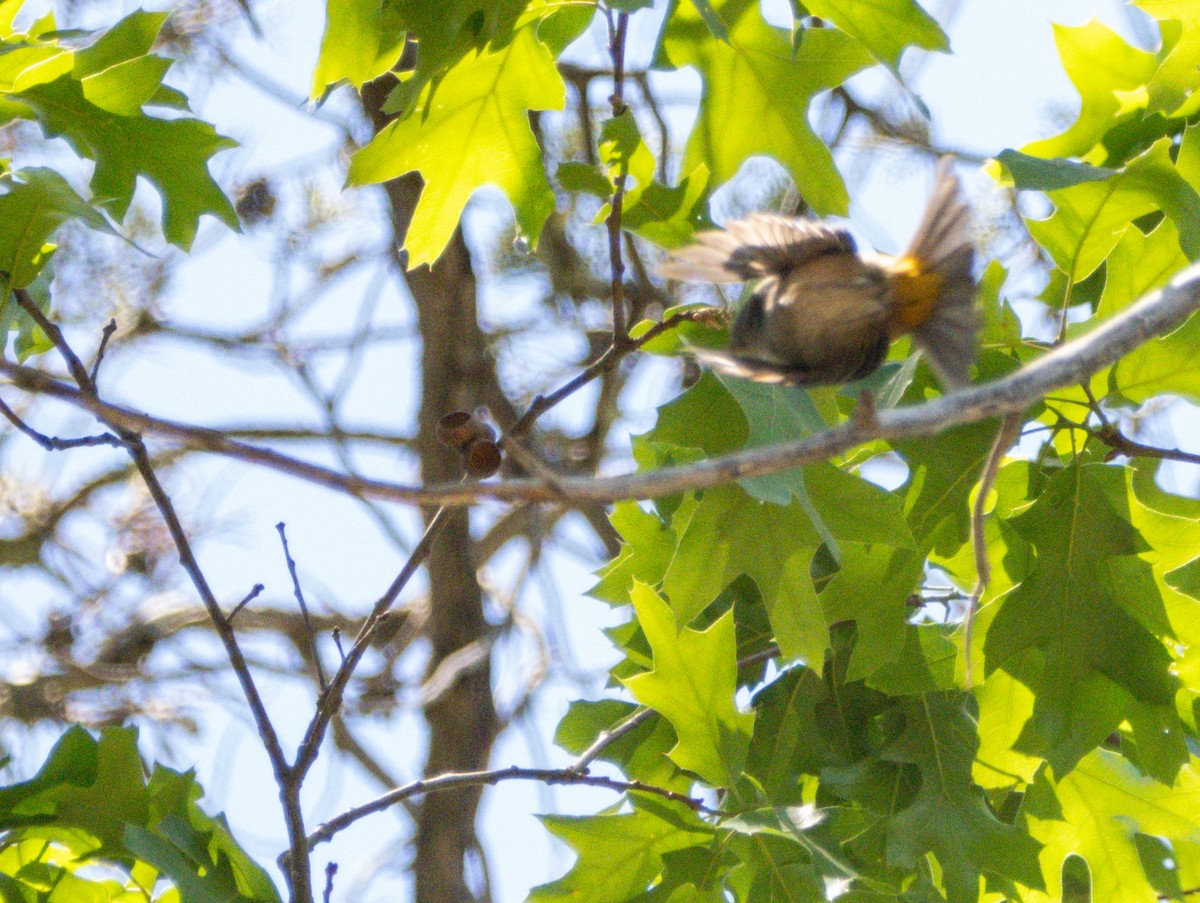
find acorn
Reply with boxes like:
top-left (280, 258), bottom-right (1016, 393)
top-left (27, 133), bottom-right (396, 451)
top-left (436, 411), bottom-right (496, 451)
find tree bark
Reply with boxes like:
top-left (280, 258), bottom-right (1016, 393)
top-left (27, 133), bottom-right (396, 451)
top-left (361, 78), bottom-right (500, 903)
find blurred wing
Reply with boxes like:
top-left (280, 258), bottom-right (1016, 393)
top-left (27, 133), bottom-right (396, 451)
top-left (694, 334), bottom-right (889, 387)
top-left (904, 158), bottom-right (980, 388)
top-left (660, 215), bottom-right (856, 284)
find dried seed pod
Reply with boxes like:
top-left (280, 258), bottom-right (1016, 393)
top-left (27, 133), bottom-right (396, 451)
top-left (463, 439), bottom-right (502, 478)
top-left (436, 411), bottom-right (495, 450)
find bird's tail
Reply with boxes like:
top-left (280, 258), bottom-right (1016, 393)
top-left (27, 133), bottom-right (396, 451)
top-left (890, 159), bottom-right (980, 388)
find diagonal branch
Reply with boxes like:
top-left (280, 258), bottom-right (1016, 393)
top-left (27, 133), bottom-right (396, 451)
top-left (5, 262), bottom-right (1200, 507)
top-left (304, 764), bottom-right (719, 852)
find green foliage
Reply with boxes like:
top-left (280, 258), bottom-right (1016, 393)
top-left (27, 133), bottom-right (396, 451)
top-left (655, 0), bottom-right (874, 217)
top-left (348, 20), bottom-right (565, 266)
top-left (800, 0), bottom-right (949, 69)
top-left (8, 0), bottom-right (1200, 900)
top-left (506, 3), bottom-right (1200, 900)
top-left (0, 726), bottom-right (279, 902)
top-left (0, 2), bottom-right (238, 354)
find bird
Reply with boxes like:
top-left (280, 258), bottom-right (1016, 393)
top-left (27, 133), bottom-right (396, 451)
top-left (660, 160), bottom-right (980, 389)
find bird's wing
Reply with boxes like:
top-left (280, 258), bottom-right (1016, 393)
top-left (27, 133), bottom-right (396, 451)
top-left (660, 215), bottom-right (856, 284)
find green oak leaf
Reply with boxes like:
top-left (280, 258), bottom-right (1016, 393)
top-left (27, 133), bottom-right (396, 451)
top-left (894, 416), bottom-right (1002, 554)
top-left (14, 77), bottom-right (238, 249)
top-left (6, 262), bottom-right (53, 360)
top-left (971, 664), bottom-right (1044, 792)
top-left (717, 375), bottom-right (826, 506)
top-left (882, 693), bottom-right (1044, 902)
top-left (556, 161), bottom-right (612, 199)
top-left (621, 165), bottom-right (710, 247)
top-left (975, 259), bottom-right (1024, 350)
top-left (865, 622), bottom-right (958, 695)
top-left (378, 1), bottom-right (535, 114)
top-left (1097, 217), bottom-right (1187, 318)
top-left (993, 149), bottom-right (1117, 190)
top-left (80, 54), bottom-right (171, 116)
top-left (664, 484), bottom-right (826, 665)
top-left (73, 10), bottom-right (171, 115)
top-left (0, 725), bottom-right (148, 856)
top-left (1023, 20), bottom-right (1158, 163)
top-left (1026, 751), bottom-right (1200, 903)
top-left (622, 582), bottom-right (755, 786)
top-left (1127, 458), bottom-right (1200, 710)
top-left (722, 822), bottom-right (826, 900)
top-left (655, 0), bottom-right (874, 214)
top-left (73, 10), bottom-right (166, 76)
top-left (631, 370), bottom-right (747, 479)
top-left (349, 24), bottom-right (563, 266)
top-left (126, 769), bottom-right (280, 903)
top-left (0, 167), bottom-right (118, 288)
top-left (745, 667), bottom-right (835, 802)
top-left (0, 39), bottom-right (73, 93)
top-left (532, 802), bottom-right (713, 902)
top-left (801, 0), bottom-right (948, 69)
top-left (820, 545), bottom-right (925, 681)
top-left (599, 109), bottom-right (655, 196)
top-left (1114, 306), bottom-right (1200, 405)
top-left (984, 463), bottom-right (1183, 778)
top-left (1134, 0), bottom-right (1200, 115)
top-left (310, 0), bottom-right (407, 96)
top-left (590, 501), bottom-right (681, 605)
top-left (1026, 139), bottom-right (1200, 289)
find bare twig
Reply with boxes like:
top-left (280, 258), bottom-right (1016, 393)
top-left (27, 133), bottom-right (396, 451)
top-left (509, 307), bottom-right (712, 436)
top-left (305, 765), bottom-right (719, 851)
top-left (569, 707), bottom-right (654, 772)
top-left (89, 318), bottom-right (118, 385)
top-left (322, 863), bottom-right (337, 903)
top-left (290, 506), bottom-right (452, 781)
top-left (230, 583), bottom-right (265, 621)
top-left (0, 395), bottom-right (124, 449)
top-left (964, 412), bottom-right (1024, 686)
top-left (7, 288), bottom-right (312, 902)
top-left (604, 9), bottom-right (630, 344)
top-left (277, 523), bottom-right (328, 691)
top-left (1094, 423), bottom-right (1200, 467)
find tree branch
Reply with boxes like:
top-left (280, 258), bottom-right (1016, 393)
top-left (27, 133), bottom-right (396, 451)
top-left (305, 765), bottom-right (719, 852)
top-left (6, 263), bottom-right (1200, 507)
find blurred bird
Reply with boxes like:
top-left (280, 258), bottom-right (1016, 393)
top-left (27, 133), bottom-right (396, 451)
top-left (660, 160), bottom-right (980, 388)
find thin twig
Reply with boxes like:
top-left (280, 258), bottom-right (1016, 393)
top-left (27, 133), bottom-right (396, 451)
top-left (89, 318), bottom-right (117, 385)
top-left (509, 307), bottom-right (711, 437)
top-left (322, 863), bottom-right (337, 903)
top-left (964, 413), bottom-right (1024, 687)
top-left (569, 707), bottom-right (654, 772)
top-left (0, 395), bottom-right (124, 449)
top-left (604, 9), bottom-right (630, 345)
top-left (229, 583), bottom-right (265, 622)
top-left (11, 288), bottom-right (92, 391)
top-left (277, 523), bottom-right (328, 691)
top-left (7, 288), bottom-right (312, 902)
top-left (1094, 424), bottom-right (1200, 466)
top-left (305, 765), bottom-right (719, 851)
top-left (290, 506), bottom-right (452, 781)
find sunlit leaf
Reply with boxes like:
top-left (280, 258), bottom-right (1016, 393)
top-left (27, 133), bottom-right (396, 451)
top-left (349, 24), bottom-right (563, 266)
